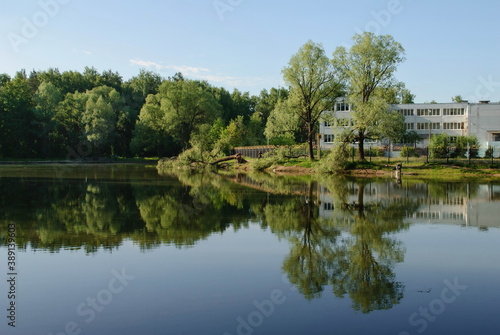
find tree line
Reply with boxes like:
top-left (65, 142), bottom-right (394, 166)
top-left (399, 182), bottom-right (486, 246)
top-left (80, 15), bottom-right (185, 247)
top-left (0, 67), bottom-right (288, 158)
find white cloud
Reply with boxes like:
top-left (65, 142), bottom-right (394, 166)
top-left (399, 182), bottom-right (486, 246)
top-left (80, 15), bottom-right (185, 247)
top-left (166, 64), bottom-right (209, 75)
top-left (72, 47), bottom-right (93, 55)
top-left (129, 58), bottom-right (209, 75)
top-left (129, 58), bottom-right (166, 70)
top-left (129, 58), bottom-right (266, 90)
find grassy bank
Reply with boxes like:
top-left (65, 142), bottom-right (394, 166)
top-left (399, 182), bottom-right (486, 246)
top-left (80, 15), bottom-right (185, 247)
top-left (157, 154), bottom-right (500, 180)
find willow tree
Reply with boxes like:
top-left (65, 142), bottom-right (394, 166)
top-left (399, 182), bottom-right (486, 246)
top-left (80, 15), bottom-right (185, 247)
top-left (332, 33), bottom-right (406, 160)
top-left (268, 41), bottom-right (341, 160)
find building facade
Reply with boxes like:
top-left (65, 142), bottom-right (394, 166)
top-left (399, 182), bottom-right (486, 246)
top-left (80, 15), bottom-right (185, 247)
top-left (319, 98), bottom-right (500, 157)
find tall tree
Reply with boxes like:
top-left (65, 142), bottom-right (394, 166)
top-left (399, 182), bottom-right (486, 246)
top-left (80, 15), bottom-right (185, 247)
top-left (81, 86), bottom-right (123, 154)
top-left (33, 81), bottom-right (63, 157)
top-left (52, 91), bottom-right (88, 156)
top-left (271, 41), bottom-right (342, 160)
top-left (132, 79), bottom-right (221, 154)
top-left (332, 33), bottom-right (406, 160)
top-left (0, 72), bottom-right (34, 157)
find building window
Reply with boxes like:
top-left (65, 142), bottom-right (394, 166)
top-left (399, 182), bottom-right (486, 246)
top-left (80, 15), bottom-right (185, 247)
top-left (417, 109), bottom-right (441, 116)
top-left (405, 123), bottom-right (415, 130)
top-left (491, 133), bottom-right (500, 142)
top-left (443, 108), bottom-right (465, 116)
top-left (336, 118), bottom-right (352, 127)
top-left (335, 102), bottom-right (350, 111)
top-left (443, 122), bottom-right (464, 130)
top-left (324, 121), bottom-right (332, 127)
top-left (323, 202), bottom-right (334, 211)
top-left (417, 123), bottom-right (429, 130)
top-left (324, 134), bottom-right (335, 143)
top-left (399, 109), bottom-right (414, 116)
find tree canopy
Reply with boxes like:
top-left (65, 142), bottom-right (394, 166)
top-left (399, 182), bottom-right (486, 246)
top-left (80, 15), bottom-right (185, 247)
top-left (332, 32), bottom-right (406, 160)
top-left (266, 41), bottom-right (342, 159)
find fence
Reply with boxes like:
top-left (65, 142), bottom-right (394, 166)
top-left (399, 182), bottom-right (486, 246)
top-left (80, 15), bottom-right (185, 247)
top-left (366, 145), bottom-right (500, 166)
top-left (232, 145), bottom-right (310, 159)
top-left (232, 146), bottom-right (276, 158)
top-left (232, 144), bottom-right (500, 166)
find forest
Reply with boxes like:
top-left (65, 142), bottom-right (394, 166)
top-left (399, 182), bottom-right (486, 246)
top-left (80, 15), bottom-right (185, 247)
top-left (0, 66), bottom-right (288, 159)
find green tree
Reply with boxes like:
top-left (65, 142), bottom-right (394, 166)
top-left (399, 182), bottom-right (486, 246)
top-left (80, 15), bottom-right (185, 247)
top-left (332, 32), bottom-right (406, 160)
top-left (33, 81), bottom-right (63, 157)
top-left (52, 91), bottom-right (88, 156)
top-left (156, 79), bottom-right (222, 149)
top-left (81, 86), bottom-right (124, 154)
top-left (254, 87), bottom-right (289, 123)
top-left (429, 133), bottom-right (450, 158)
top-left (264, 98), bottom-right (300, 144)
top-left (454, 135), bottom-right (479, 158)
top-left (132, 79), bottom-right (221, 155)
top-left (377, 82), bottom-right (415, 104)
top-left (401, 130), bottom-right (421, 147)
top-left (452, 95), bottom-right (464, 103)
top-left (123, 69), bottom-right (163, 108)
top-left (272, 40), bottom-right (342, 160)
top-left (130, 93), bottom-right (178, 157)
top-left (0, 72), bottom-right (34, 157)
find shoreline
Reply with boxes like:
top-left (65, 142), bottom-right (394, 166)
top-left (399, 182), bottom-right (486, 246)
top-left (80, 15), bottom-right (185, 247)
top-left (1, 160), bottom-right (499, 180)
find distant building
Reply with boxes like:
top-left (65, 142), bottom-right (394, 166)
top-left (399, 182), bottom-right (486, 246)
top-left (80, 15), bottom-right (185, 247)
top-left (319, 98), bottom-right (500, 157)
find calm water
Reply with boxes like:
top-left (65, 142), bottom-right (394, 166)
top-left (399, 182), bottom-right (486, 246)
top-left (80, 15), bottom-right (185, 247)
top-left (1, 165), bottom-right (499, 335)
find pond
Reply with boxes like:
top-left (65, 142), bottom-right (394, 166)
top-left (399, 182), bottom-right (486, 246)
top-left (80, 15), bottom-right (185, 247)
top-left (0, 164), bottom-right (499, 335)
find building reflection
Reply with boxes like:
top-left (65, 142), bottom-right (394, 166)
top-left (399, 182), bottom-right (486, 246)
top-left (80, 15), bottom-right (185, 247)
top-left (318, 181), bottom-right (500, 230)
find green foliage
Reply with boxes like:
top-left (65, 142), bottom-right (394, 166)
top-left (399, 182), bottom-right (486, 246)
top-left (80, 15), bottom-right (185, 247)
top-left (0, 72), bottom-right (34, 157)
top-left (429, 133), bottom-right (450, 158)
top-left (316, 143), bottom-right (351, 173)
top-left (485, 146), bottom-right (494, 158)
top-left (0, 67), bottom-right (280, 159)
top-left (401, 130), bottom-right (421, 145)
top-left (368, 146), bottom-right (386, 157)
top-left (82, 86), bottom-right (121, 154)
top-left (264, 99), bottom-right (299, 142)
top-left (454, 135), bottom-right (479, 158)
top-left (400, 145), bottom-right (419, 158)
top-left (332, 32), bottom-right (406, 160)
top-left (268, 40), bottom-right (342, 160)
top-left (213, 116), bottom-right (246, 155)
top-left (249, 157), bottom-right (276, 171)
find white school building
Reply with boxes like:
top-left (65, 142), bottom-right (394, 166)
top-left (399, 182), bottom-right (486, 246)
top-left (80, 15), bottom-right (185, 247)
top-left (319, 98), bottom-right (500, 157)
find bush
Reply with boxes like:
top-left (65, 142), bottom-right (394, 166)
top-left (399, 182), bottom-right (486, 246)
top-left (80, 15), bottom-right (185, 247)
top-left (250, 157), bottom-right (276, 171)
top-left (400, 145), bottom-right (419, 158)
top-left (485, 146), bottom-right (494, 159)
top-left (316, 143), bottom-right (351, 173)
top-left (367, 146), bottom-right (385, 157)
top-left (429, 133), bottom-right (450, 158)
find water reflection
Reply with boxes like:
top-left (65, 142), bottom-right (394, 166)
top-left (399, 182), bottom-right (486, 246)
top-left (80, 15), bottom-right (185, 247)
top-left (1, 166), bottom-right (499, 314)
top-left (263, 178), bottom-right (418, 312)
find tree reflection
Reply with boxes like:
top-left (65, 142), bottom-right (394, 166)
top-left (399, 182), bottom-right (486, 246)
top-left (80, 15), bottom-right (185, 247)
top-left (264, 182), bottom-right (339, 299)
top-left (271, 178), bottom-right (420, 313)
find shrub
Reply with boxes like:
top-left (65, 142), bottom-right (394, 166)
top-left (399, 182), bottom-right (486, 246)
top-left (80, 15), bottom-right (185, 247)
top-left (400, 145), bottom-right (419, 158)
top-left (485, 146), bottom-right (494, 159)
top-left (316, 143), bottom-right (351, 173)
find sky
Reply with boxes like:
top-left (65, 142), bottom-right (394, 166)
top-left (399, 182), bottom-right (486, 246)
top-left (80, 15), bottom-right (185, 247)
top-left (1, 0), bottom-right (500, 103)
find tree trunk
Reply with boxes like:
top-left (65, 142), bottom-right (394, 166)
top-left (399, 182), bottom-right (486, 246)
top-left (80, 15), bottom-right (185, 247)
top-left (209, 153), bottom-right (247, 165)
top-left (308, 122), bottom-right (315, 160)
top-left (358, 131), bottom-right (365, 161)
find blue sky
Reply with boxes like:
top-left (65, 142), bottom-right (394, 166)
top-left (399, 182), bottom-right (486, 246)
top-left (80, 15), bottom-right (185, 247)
top-left (1, 0), bottom-right (500, 103)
